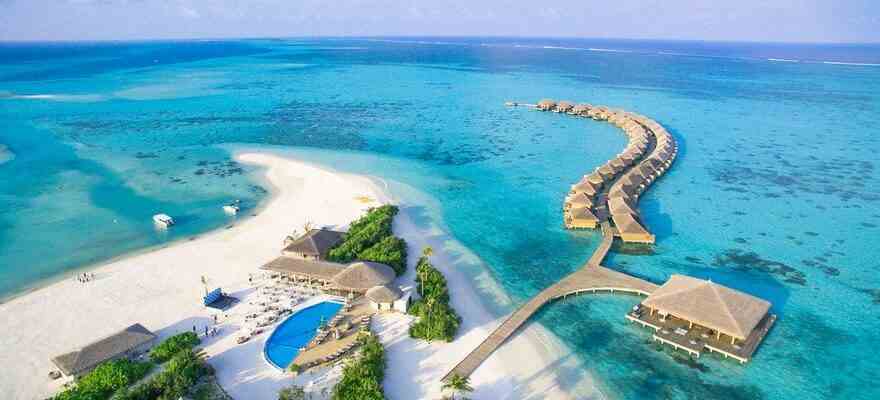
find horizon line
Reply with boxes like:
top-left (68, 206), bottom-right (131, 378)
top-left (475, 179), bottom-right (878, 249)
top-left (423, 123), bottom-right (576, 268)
top-left (2, 34), bottom-right (879, 46)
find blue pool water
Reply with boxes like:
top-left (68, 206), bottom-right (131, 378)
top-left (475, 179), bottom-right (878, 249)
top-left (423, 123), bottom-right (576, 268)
top-left (264, 301), bottom-right (343, 369)
top-left (1, 38), bottom-right (879, 399)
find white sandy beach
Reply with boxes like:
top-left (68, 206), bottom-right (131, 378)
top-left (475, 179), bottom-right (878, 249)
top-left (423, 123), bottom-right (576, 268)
top-left (0, 147), bottom-right (596, 400)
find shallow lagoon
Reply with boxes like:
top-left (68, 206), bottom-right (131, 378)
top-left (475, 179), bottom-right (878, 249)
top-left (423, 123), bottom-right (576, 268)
top-left (1, 38), bottom-right (878, 399)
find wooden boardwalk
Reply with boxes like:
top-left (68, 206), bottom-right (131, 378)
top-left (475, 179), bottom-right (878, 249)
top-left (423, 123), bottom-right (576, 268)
top-left (442, 221), bottom-right (657, 381)
top-left (443, 102), bottom-right (671, 382)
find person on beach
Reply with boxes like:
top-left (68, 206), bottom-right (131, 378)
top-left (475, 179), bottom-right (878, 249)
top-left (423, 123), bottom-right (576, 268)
top-left (205, 326), bottom-right (209, 337)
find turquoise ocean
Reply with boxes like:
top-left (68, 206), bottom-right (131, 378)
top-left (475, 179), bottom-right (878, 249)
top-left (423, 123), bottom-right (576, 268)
top-left (1, 38), bottom-right (879, 399)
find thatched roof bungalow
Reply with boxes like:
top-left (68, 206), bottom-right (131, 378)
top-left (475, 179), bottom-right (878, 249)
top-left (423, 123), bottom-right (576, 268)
top-left (586, 172), bottom-right (605, 186)
top-left (612, 213), bottom-right (655, 243)
top-left (555, 101), bottom-right (574, 113)
top-left (332, 261), bottom-right (396, 293)
top-left (282, 229), bottom-right (345, 261)
top-left (565, 192), bottom-right (594, 209)
top-left (52, 324), bottom-right (156, 378)
top-left (571, 180), bottom-right (600, 197)
top-left (608, 196), bottom-right (638, 216)
top-left (537, 99), bottom-right (556, 111)
top-left (565, 206), bottom-right (599, 229)
top-left (641, 275), bottom-right (771, 343)
top-left (571, 104), bottom-right (591, 116)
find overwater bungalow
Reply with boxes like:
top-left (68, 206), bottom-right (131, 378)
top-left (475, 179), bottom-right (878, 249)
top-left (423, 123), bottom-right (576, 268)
top-left (571, 104), bottom-right (591, 115)
top-left (626, 275), bottom-right (775, 363)
top-left (608, 195), bottom-right (638, 215)
top-left (282, 228), bottom-right (345, 261)
top-left (565, 206), bottom-right (599, 229)
top-left (555, 101), bottom-right (574, 113)
top-left (537, 99), bottom-right (556, 111)
top-left (571, 180), bottom-right (600, 197)
top-left (586, 172), bottom-right (605, 186)
top-left (610, 157), bottom-right (627, 170)
top-left (597, 164), bottom-right (617, 180)
top-left (565, 192), bottom-right (594, 209)
top-left (612, 212), bottom-right (655, 243)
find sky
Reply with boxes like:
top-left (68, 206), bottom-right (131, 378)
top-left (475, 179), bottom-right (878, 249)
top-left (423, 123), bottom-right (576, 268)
top-left (1, 0), bottom-right (879, 43)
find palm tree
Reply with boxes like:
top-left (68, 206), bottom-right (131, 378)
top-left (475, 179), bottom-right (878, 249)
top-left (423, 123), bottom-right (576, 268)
top-left (442, 374), bottom-right (473, 400)
top-left (200, 275), bottom-right (209, 296)
top-left (419, 246), bottom-right (433, 297)
top-left (278, 385), bottom-right (306, 400)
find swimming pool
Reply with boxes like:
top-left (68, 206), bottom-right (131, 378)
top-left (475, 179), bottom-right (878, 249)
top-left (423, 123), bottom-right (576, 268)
top-left (264, 301), bottom-right (343, 370)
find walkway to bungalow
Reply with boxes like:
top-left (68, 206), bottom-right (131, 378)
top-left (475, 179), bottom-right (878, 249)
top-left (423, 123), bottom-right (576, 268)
top-left (442, 222), bottom-right (657, 380)
top-left (443, 101), bottom-right (675, 381)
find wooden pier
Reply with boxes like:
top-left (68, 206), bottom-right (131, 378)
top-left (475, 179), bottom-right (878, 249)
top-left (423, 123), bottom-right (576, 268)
top-left (444, 101), bottom-right (773, 383)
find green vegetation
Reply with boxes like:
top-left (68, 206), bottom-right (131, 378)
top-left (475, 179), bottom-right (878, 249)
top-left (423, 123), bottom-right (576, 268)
top-left (442, 374), bottom-right (474, 400)
top-left (53, 331), bottom-right (209, 400)
top-left (111, 349), bottom-right (213, 400)
top-left (52, 359), bottom-right (153, 400)
top-left (278, 385), bottom-right (306, 400)
top-left (328, 205), bottom-right (408, 275)
top-left (149, 332), bottom-right (200, 363)
top-left (409, 250), bottom-right (461, 342)
top-left (331, 334), bottom-right (386, 400)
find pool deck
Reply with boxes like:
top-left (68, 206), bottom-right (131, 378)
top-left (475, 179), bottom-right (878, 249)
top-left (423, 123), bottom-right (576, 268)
top-left (289, 301), bottom-right (375, 369)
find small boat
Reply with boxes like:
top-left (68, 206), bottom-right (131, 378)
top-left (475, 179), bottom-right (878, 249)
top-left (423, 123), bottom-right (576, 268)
top-left (223, 200), bottom-right (240, 215)
top-left (152, 213), bottom-right (175, 228)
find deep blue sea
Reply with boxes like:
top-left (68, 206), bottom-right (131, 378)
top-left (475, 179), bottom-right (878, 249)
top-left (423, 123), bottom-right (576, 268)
top-left (1, 38), bottom-right (879, 399)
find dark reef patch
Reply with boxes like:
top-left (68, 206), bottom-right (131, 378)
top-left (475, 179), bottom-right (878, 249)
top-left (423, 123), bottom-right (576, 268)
top-left (684, 256), bottom-right (703, 264)
top-left (859, 288), bottom-right (880, 304)
top-left (611, 242), bottom-right (655, 256)
top-left (712, 249), bottom-right (807, 285)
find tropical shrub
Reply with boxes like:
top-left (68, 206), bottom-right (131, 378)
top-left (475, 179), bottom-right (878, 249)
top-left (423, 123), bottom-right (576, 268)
top-left (52, 359), bottom-right (152, 400)
top-left (358, 235), bottom-right (408, 275)
top-left (278, 385), bottom-right (306, 400)
top-left (149, 332), bottom-right (200, 363)
top-left (328, 205), bottom-right (408, 276)
top-left (111, 349), bottom-right (211, 400)
top-left (409, 256), bottom-right (461, 342)
top-left (331, 334), bottom-right (386, 400)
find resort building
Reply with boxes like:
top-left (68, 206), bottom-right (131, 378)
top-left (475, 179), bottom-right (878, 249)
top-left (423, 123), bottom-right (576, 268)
top-left (611, 212), bottom-right (655, 243)
top-left (626, 275), bottom-right (776, 363)
top-left (51, 323), bottom-right (156, 378)
top-left (555, 101), bottom-right (574, 113)
top-left (565, 206), bottom-right (599, 229)
top-left (282, 228), bottom-right (345, 261)
top-left (537, 99), bottom-right (556, 111)
top-left (261, 258), bottom-right (396, 296)
top-left (365, 284), bottom-right (412, 313)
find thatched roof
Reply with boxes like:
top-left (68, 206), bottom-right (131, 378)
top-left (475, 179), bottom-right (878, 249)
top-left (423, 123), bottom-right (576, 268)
top-left (566, 192), bottom-right (593, 208)
top-left (556, 101), bottom-right (574, 111)
top-left (283, 229), bottom-right (344, 257)
top-left (537, 99), bottom-right (556, 110)
top-left (52, 324), bottom-right (156, 376)
top-left (332, 261), bottom-right (396, 291)
top-left (261, 257), bottom-right (346, 280)
top-left (586, 172), bottom-right (604, 186)
top-left (613, 213), bottom-right (651, 236)
top-left (366, 285), bottom-right (403, 303)
top-left (597, 164), bottom-right (616, 180)
top-left (571, 180), bottom-right (600, 197)
top-left (571, 104), bottom-right (590, 114)
top-left (608, 195), bottom-right (638, 215)
top-left (568, 206), bottom-right (599, 222)
top-left (642, 275), bottom-right (771, 340)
